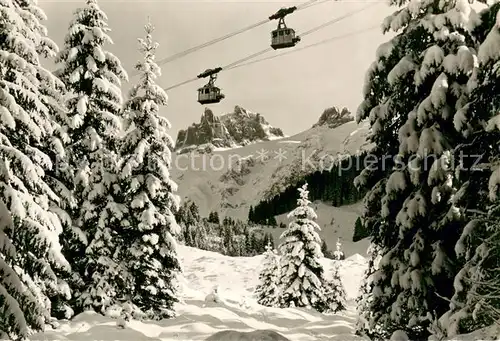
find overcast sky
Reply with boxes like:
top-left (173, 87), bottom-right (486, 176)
top-left (39, 0), bottom-right (394, 138)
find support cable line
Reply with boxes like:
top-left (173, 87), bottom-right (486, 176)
top-left (163, 47), bottom-right (273, 91)
top-left (135, 0), bottom-right (335, 76)
top-left (226, 24), bottom-right (380, 71)
top-left (150, 19), bottom-right (269, 70)
top-left (299, 0), bottom-right (334, 10)
top-left (296, 0), bottom-right (331, 10)
top-left (299, 2), bottom-right (377, 37)
top-left (164, 3), bottom-right (377, 92)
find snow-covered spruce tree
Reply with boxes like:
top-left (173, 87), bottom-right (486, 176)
top-left (119, 20), bottom-right (181, 319)
top-left (355, 244), bottom-right (382, 337)
top-left (277, 183), bottom-right (328, 311)
top-left (354, 0), bottom-right (479, 338)
top-left (323, 260), bottom-right (347, 313)
top-left (433, 4), bottom-right (500, 337)
top-left (55, 0), bottom-right (129, 314)
top-left (176, 200), bottom-right (201, 247)
top-left (193, 219), bottom-right (209, 249)
top-left (333, 237), bottom-right (345, 261)
top-left (13, 0), bottom-right (77, 225)
top-left (14, 0), bottom-right (76, 319)
top-left (254, 243), bottom-right (280, 307)
top-left (0, 198), bottom-right (44, 339)
top-left (0, 0), bottom-right (72, 332)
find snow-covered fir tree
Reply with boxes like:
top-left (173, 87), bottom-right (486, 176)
top-left (222, 223), bottom-right (236, 255)
top-left (0, 0), bottom-right (72, 333)
top-left (355, 244), bottom-right (381, 336)
top-left (119, 20), bottom-right (181, 319)
top-left (0, 198), bottom-right (44, 339)
top-left (323, 261), bottom-right (347, 313)
top-left (333, 237), bottom-right (345, 261)
top-left (193, 220), bottom-right (209, 249)
top-left (15, 0), bottom-right (77, 319)
top-left (354, 0), bottom-right (479, 338)
top-left (55, 0), bottom-right (129, 314)
top-left (176, 200), bottom-right (200, 247)
top-left (16, 0), bottom-right (76, 220)
top-left (433, 3), bottom-right (500, 337)
top-left (254, 243), bottom-right (280, 307)
top-left (277, 183), bottom-right (329, 312)
top-left (13, 0), bottom-right (76, 320)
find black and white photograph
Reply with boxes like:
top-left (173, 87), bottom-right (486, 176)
top-left (0, 0), bottom-right (499, 339)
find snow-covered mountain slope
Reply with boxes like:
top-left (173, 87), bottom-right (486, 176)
top-left (174, 105), bottom-right (285, 154)
top-left (172, 119), bottom-right (372, 253)
top-left (34, 245), bottom-right (368, 341)
top-left (172, 120), bottom-right (372, 219)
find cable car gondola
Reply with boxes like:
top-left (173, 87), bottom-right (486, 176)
top-left (269, 6), bottom-right (301, 50)
top-left (197, 67), bottom-right (225, 105)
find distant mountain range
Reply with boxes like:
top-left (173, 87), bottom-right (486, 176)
top-left (174, 105), bottom-right (285, 154)
top-left (171, 104), bottom-right (372, 255)
top-left (171, 104), bottom-right (370, 217)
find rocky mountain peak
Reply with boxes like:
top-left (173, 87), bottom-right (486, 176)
top-left (201, 108), bottom-right (219, 124)
top-left (175, 105), bottom-right (285, 154)
top-left (313, 106), bottom-right (353, 129)
top-left (234, 105), bottom-right (249, 117)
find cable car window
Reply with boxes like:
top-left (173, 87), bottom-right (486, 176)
top-left (205, 88), bottom-right (210, 94)
top-left (285, 29), bottom-right (290, 35)
top-left (279, 30), bottom-right (283, 36)
top-left (272, 31), bottom-right (277, 38)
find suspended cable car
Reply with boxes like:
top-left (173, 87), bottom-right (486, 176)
top-left (197, 67), bottom-right (225, 105)
top-left (163, 4), bottom-right (376, 93)
top-left (269, 6), bottom-right (301, 50)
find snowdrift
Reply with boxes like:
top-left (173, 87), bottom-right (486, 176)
top-left (204, 329), bottom-right (290, 340)
top-left (32, 245), bottom-right (368, 341)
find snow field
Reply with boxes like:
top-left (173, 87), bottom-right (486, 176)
top-left (32, 245), bottom-right (368, 341)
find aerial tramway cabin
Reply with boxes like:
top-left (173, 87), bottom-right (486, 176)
top-left (193, 7), bottom-right (301, 104)
top-left (271, 26), bottom-right (300, 49)
top-left (197, 67), bottom-right (225, 105)
top-left (269, 6), bottom-right (301, 50)
top-left (197, 85), bottom-right (225, 105)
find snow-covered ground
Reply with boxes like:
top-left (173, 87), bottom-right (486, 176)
top-left (33, 246), bottom-right (368, 341)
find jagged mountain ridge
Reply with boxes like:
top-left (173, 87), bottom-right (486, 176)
top-left (171, 115), bottom-right (372, 220)
top-left (313, 106), bottom-right (354, 129)
top-left (175, 105), bottom-right (285, 154)
top-left (171, 115), bottom-right (372, 256)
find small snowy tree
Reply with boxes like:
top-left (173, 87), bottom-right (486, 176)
top-left (323, 261), bottom-right (347, 313)
top-left (333, 238), bottom-right (345, 261)
top-left (353, 217), bottom-right (369, 242)
top-left (193, 220), bottom-right (209, 249)
top-left (176, 201), bottom-right (201, 247)
top-left (208, 211), bottom-right (220, 224)
top-left (277, 183), bottom-right (328, 311)
top-left (119, 20), bottom-right (181, 319)
top-left (254, 243), bottom-right (280, 307)
top-left (355, 244), bottom-right (381, 337)
top-left (55, 0), bottom-right (129, 314)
